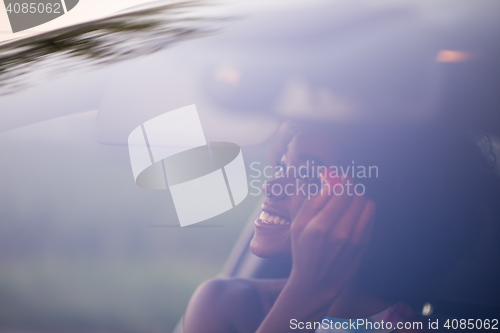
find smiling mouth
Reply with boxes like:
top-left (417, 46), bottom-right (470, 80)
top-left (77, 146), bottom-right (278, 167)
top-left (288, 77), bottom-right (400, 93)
top-left (257, 211), bottom-right (290, 226)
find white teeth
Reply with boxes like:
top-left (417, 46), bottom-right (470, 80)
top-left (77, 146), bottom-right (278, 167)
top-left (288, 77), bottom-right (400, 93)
top-left (259, 211), bottom-right (290, 225)
top-left (261, 212), bottom-right (269, 221)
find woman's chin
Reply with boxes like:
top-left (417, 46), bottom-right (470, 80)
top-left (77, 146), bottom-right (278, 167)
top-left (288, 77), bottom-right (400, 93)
top-left (249, 237), bottom-right (291, 259)
top-left (249, 239), bottom-right (272, 258)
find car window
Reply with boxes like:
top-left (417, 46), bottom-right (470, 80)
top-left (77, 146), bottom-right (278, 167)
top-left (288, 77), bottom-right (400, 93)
top-left (1, 0), bottom-right (500, 332)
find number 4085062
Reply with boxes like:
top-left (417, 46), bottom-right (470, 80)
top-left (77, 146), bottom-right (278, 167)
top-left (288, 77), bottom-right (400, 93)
top-left (6, 2), bottom-right (61, 14)
top-left (444, 319), bottom-right (498, 330)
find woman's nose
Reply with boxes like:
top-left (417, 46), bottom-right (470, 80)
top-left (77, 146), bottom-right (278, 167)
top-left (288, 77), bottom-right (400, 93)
top-left (262, 177), bottom-right (290, 199)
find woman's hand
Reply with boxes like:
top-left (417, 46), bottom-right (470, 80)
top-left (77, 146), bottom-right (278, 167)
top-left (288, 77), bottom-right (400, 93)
top-left (256, 169), bottom-right (376, 332)
top-left (287, 170), bottom-right (376, 302)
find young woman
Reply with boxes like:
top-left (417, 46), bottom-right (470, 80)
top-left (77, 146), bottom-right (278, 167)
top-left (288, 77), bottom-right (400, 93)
top-left (183, 121), bottom-right (500, 333)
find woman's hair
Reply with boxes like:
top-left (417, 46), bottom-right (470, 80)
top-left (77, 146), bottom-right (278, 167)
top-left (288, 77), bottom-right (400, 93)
top-left (277, 120), bottom-right (500, 302)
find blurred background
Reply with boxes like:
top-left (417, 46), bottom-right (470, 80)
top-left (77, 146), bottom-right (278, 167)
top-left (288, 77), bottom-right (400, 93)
top-left (0, 109), bottom-right (268, 333)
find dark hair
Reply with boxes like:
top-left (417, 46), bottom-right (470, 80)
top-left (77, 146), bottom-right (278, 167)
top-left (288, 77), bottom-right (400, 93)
top-left (279, 120), bottom-right (500, 302)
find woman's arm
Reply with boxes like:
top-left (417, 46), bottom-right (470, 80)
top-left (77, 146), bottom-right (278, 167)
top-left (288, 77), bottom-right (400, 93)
top-left (183, 279), bottom-right (236, 333)
top-left (183, 278), bottom-right (268, 333)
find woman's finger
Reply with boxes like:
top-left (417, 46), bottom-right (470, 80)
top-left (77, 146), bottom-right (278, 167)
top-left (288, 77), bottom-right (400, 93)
top-left (305, 176), bottom-right (356, 235)
top-left (351, 200), bottom-right (376, 245)
top-left (328, 194), bottom-right (367, 241)
top-left (291, 168), bottom-right (340, 232)
top-left (292, 187), bottom-right (330, 233)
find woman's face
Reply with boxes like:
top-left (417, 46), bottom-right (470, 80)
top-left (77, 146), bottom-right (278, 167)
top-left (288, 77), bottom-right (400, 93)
top-left (250, 130), bottom-right (339, 258)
